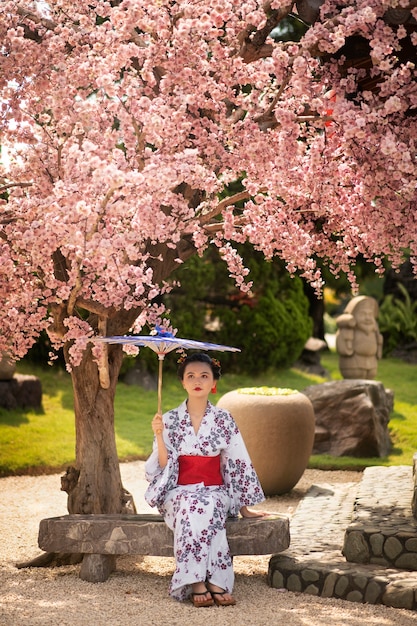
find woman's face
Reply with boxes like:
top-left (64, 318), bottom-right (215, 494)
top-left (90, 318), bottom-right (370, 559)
top-left (182, 361), bottom-right (214, 398)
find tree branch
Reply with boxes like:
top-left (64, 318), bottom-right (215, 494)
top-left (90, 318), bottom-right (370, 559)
top-left (199, 188), bottom-right (268, 228)
top-left (97, 317), bottom-right (110, 389)
top-left (0, 181), bottom-right (32, 194)
top-left (16, 4), bottom-right (58, 42)
top-left (237, 2), bottom-right (294, 63)
top-left (67, 272), bottom-right (84, 316)
top-left (203, 216), bottom-right (246, 234)
top-left (75, 298), bottom-right (116, 319)
top-left (198, 191), bottom-right (251, 226)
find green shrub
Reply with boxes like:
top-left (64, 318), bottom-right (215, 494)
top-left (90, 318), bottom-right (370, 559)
top-left (378, 283), bottom-right (417, 354)
top-left (159, 246), bottom-right (313, 375)
top-left (216, 280), bottom-right (312, 374)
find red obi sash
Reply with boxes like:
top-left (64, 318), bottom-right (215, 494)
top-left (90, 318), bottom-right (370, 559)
top-left (178, 455), bottom-right (223, 486)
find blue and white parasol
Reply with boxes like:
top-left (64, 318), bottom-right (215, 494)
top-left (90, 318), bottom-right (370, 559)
top-left (97, 327), bottom-right (240, 413)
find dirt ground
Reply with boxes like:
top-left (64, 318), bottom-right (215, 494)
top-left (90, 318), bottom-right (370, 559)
top-left (2, 462), bottom-right (417, 626)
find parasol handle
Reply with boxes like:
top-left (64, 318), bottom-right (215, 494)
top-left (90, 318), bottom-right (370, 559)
top-left (157, 353), bottom-right (165, 415)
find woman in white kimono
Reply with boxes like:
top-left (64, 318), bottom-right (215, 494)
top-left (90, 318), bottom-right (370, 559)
top-left (145, 352), bottom-right (265, 607)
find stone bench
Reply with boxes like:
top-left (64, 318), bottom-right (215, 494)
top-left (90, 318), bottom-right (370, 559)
top-left (38, 513), bottom-right (290, 582)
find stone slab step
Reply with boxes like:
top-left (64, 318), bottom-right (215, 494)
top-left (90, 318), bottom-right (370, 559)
top-left (269, 552), bottom-right (417, 611)
top-left (342, 465), bottom-right (417, 570)
top-left (268, 472), bottom-right (417, 610)
top-left (288, 482), bottom-right (358, 554)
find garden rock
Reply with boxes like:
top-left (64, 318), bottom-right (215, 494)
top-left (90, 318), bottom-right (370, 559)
top-left (302, 380), bottom-right (392, 457)
top-left (0, 374), bottom-right (42, 410)
top-left (293, 336), bottom-right (329, 377)
top-left (122, 363), bottom-right (157, 391)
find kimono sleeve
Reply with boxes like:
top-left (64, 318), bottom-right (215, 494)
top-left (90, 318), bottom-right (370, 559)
top-left (220, 410), bottom-right (265, 516)
top-left (144, 435), bottom-right (178, 510)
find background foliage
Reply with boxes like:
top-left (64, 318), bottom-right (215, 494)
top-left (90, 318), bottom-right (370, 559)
top-left (1, 350), bottom-right (416, 476)
top-left (160, 245), bottom-right (312, 374)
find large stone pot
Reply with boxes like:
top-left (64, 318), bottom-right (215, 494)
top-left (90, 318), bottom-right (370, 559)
top-left (217, 387), bottom-right (315, 495)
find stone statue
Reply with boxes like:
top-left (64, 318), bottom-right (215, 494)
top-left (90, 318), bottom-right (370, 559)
top-left (335, 296), bottom-right (383, 379)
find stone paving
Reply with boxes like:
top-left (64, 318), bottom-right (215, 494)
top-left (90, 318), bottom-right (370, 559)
top-left (268, 465), bottom-right (417, 611)
top-left (343, 465), bottom-right (417, 570)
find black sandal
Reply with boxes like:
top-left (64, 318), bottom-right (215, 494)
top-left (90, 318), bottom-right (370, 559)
top-left (191, 591), bottom-right (214, 607)
top-left (210, 590), bottom-right (236, 607)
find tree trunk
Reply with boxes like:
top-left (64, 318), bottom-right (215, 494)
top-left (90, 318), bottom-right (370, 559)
top-left (20, 341), bottom-right (136, 569)
top-left (22, 245), bottom-right (198, 568)
top-left (56, 244), bottom-right (198, 514)
top-left (62, 343), bottom-right (135, 514)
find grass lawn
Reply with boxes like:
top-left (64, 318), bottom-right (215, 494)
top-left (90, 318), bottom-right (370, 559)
top-left (0, 350), bottom-right (416, 476)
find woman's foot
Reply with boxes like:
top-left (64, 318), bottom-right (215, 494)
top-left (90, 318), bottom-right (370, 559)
top-left (191, 582), bottom-right (214, 607)
top-left (207, 583), bottom-right (236, 606)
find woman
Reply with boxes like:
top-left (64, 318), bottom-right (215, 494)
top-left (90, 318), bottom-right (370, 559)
top-left (144, 352), bottom-right (265, 607)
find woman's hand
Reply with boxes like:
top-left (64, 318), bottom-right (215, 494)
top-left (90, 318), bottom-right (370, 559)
top-left (240, 506), bottom-right (268, 518)
top-left (151, 413), bottom-right (168, 468)
top-left (152, 413), bottom-right (164, 436)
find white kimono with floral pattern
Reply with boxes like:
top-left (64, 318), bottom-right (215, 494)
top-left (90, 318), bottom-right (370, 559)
top-left (144, 400), bottom-right (265, 601)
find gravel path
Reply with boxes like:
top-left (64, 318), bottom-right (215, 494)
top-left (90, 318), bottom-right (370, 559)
top-left (2, 462), bottom-right (417, 626)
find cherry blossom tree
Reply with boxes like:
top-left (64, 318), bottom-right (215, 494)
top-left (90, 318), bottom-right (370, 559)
top-left (1, 1), bottom-right (416, 518)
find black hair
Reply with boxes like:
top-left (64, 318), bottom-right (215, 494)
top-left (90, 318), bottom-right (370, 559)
top-left (177, 352), bottom-right (221, 381)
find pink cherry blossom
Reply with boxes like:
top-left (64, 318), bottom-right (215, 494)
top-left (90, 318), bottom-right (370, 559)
top-left (0, 0), bottom-right (415, 367)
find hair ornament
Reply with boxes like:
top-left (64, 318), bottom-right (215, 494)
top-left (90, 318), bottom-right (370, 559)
top-left (177, 353), bottom-right (187, 364)
top-left (211, 358), bottom-right (221, 368)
